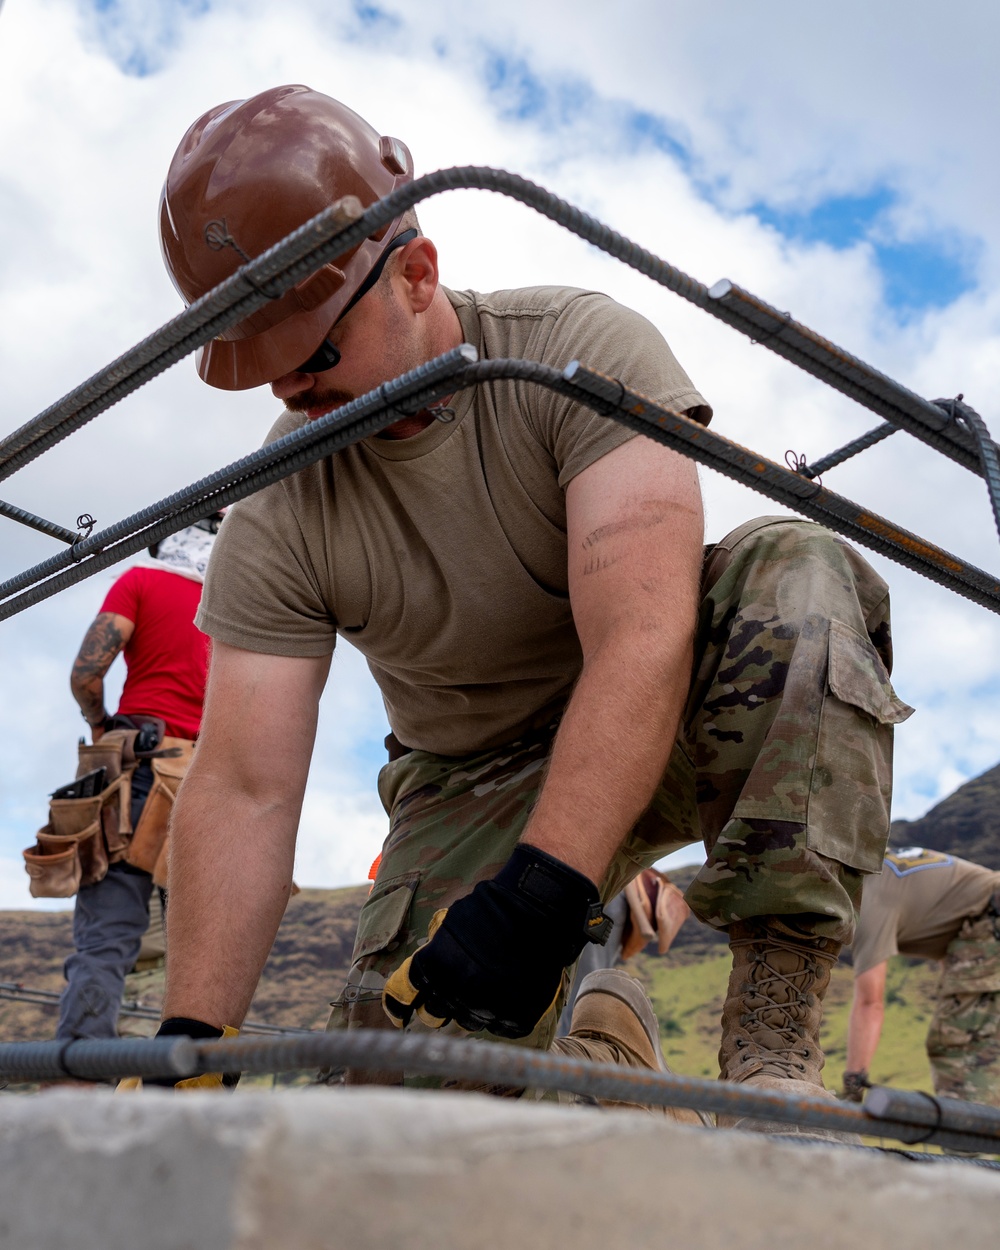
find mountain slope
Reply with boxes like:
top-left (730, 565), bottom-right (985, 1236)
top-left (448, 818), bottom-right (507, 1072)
top-left (891, 762), bottom-right (1000, 868)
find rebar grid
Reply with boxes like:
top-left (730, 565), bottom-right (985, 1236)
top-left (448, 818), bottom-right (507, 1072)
top-left (3, 353), bottom-right (999, 620)
top-left (0, 168), bottom-right (998, 1154)
top-left (0, 166), bottom-right (994, 493)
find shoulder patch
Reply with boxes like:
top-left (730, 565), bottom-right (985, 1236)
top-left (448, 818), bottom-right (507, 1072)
top-left (884, 847), bottom-right (953, 876)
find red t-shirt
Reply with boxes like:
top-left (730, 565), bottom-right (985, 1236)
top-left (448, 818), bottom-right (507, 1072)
top-left (100, 567), bottom-right (209, 740)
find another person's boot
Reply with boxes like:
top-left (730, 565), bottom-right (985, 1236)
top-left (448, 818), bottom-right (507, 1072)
top-left (552, 968), bottom-right (712, 1126)
top-left (718, 917), bottom-right (848, 1138)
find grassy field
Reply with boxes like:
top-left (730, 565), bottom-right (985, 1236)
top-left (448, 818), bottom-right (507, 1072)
top-left (630, 949), bottom-right (941, 1093)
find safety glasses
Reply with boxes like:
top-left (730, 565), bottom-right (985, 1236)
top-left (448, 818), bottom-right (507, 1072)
top-left (294, 228), bottom-right (419, 374)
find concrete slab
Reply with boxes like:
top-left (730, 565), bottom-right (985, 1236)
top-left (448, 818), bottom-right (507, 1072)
top-left (1, 1087), bottom-right (997, 1249)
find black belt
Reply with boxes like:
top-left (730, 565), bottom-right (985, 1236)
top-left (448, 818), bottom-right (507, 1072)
top-left (384, 732), bottom-right (413, 762)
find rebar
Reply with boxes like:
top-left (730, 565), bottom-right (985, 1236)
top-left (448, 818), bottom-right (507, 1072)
top-left (4, 352), bottom-right (1000, 620)
top-left (0, 168), bottom-right (993, 491)
top-left (0, 346), bottom-right (479, 609)
top-left (705, 280), bottom-right (982, 474)
top-left (0, 982), bottom-right (312, 1037)
top-left (0, 197), bottom-right (369, 483)
top-left (865, 1084), bottom-right (1000, 1142)
top-left (0, 1035), bottom-right (197, 1082)
top-left (0, 499), bottom-right (79, 545)
top-left (564, 363), bottom-right (1000, 613)
top-left (799, 422), bottom-right (899, 479)
top-left (943, 397), bottom-right (1000, 543)
top-left (2, 1028), bottom-right (998, 1153)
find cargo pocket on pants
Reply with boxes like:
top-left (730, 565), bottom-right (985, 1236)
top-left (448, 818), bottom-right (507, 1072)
top-left (353, 871), bottom-right (420, 960)
top-left (328, 871), bottom-right (420, 1029)
top-left (807, 619), bottom-right (914, 872)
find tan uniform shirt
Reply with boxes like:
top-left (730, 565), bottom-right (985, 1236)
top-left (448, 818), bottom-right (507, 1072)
top-left (198, 285), bottom-right (709, 755)
top-left (851, 848), bottom-right (1000, 974)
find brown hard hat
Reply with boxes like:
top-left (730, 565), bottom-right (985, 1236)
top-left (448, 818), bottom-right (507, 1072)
top-left (159, 84), bottom-right (414, 390)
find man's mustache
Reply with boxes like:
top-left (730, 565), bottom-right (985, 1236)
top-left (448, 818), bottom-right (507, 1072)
top-left (284, 388), bottom-right (355, 415)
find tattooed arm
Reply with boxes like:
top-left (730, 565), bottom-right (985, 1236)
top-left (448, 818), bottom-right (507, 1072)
top-left (70, 612), bottom-right (135, 741)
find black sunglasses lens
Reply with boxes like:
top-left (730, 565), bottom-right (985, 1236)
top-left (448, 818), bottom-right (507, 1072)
top-left (297, 339), bottom-right (341, 374)
top-left (292, 230), bottom-right (417, 375)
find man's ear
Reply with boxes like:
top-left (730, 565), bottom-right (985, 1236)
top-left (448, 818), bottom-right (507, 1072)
top-left (397, 236), bottom-right (439, 313)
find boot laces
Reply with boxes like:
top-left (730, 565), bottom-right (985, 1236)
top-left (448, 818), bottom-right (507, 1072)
top-left (735, 940), bottom-right (826, 1067)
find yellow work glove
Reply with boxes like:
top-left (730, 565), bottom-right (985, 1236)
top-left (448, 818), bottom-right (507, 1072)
top-left (383, 909), bottom-right (451, 1029)
top-left (116, 1023), bottom-right (239, 1091)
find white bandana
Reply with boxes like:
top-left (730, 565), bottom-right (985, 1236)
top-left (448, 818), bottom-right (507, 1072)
top-left (127, 524), bottom-right (219, 584)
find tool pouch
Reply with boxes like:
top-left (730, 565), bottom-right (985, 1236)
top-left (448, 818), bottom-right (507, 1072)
top-left (22, 719), bottom-right (175, 898)
top-left (23, 793), bottom-right (109, 899)
top-left (77, 729), bottom-right (139, 860)
top-left (126, 737), bottom-right (195, 886)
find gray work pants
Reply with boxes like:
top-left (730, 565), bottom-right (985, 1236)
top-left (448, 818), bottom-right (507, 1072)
top-left (56, 763), bottom-right (157, 1040)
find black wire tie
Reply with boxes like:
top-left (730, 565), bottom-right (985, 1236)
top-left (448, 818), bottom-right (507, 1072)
top-left (906, 1091), bottom-right (945, 1145)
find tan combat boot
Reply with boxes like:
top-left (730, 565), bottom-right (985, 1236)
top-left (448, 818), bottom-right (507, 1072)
top-left (718, 917), bottom-right (844, 1136)
top-left (552, 968), bottom-right (712, 1126)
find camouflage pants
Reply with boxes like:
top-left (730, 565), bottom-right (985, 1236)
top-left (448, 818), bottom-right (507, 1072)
top-left (329, 517), bottom-right (911, 1075)
top-left (926, 904), bottom-right (1000, 1106)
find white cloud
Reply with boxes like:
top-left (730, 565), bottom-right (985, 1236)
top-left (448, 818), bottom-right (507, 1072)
top-left (2, 0), bottom-right (1000, 913)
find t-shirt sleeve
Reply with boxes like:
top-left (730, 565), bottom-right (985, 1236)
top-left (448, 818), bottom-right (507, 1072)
top-left (850, 876), bottom-right (900, 975)
top-left (523, 291), bottom-right (711, 488)
top-left (196, 419), bottom-right (338, 658)
top-left (100, 568), bottom-right (143, 622)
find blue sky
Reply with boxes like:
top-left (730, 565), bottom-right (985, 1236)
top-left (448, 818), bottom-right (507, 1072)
top-left (750, 190), bottom-right (977, 316)
top-left (73, 0), bottom-right (981, 321)
top-left (79, 0), bottom-right (211, 76)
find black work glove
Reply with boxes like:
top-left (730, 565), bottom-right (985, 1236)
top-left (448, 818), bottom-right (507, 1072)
top-left (382, 844), bottom-right (611, 1039)
top-left (119, 1017), bottom-right (240, 1091)
top-left (841, 1070), bottom-right (870, 1102)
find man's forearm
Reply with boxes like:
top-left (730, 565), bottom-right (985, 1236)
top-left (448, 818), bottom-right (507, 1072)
top-left (846, 992), bottom-right (885, 1075)
top-left (71, 674), bottom-right (107, 727)
top-left (163, 769), bottom-right (300, 1028)
top-left (521, 628), bottom-right (692, 885)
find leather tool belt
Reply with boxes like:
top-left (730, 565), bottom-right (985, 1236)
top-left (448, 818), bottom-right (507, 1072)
top-left (23, 716), bottom-right (193, 898)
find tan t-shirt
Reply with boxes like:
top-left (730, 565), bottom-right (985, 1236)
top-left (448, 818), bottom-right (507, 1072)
top-left (851, 848), bottom-right (1000, 974)
top-left (198, 285), bottom-right (710, 754)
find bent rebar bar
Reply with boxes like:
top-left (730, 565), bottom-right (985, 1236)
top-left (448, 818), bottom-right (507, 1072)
top-left (0, 167), bottom-right (992, 490)
top-left (3, 351), bottom-right (1000, 619)
top-left (946, 397), bottom-right (1000, 543)
top-left (2, 1028), bottom-right (999, 1155)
